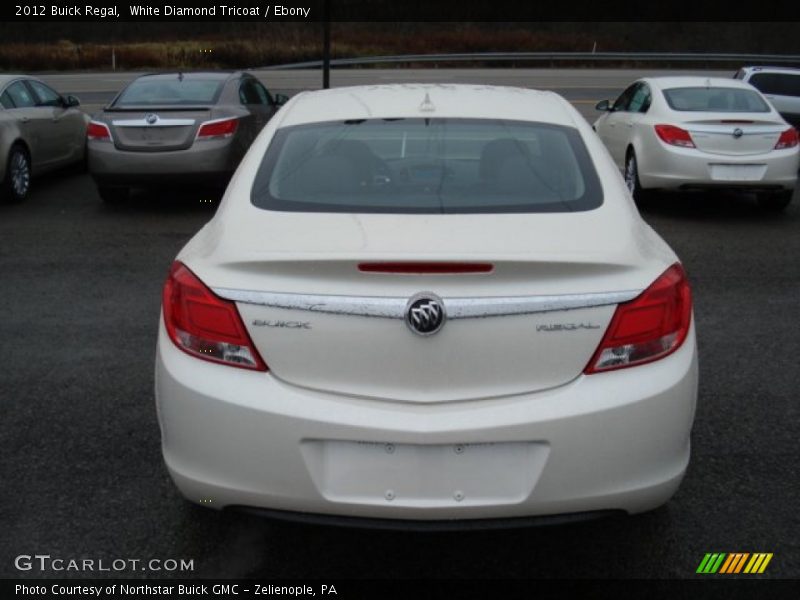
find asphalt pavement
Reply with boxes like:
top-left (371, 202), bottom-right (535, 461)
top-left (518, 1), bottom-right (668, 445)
top-left (1, 69), bottom-right (798, 580)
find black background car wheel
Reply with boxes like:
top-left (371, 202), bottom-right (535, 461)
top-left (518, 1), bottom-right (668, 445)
top-left (757, 190), bottom-right (793, 212)
top-left (3, 145), bottom-right (31, 203)
top-left (97, 185), bottom-right (129, 204)
top-left (624, 150), bottom-right (650, 205)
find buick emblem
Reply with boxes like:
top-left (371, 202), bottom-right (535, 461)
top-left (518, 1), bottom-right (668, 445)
top-left (405, 293), bottom-right (446, 336)
top-left (145, 113), bottom-right (159, 125)
top-left (732, 128), bottom-right (743, 139)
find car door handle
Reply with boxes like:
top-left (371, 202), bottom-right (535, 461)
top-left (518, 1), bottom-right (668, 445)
top-left (20, 116), bottom-right (29, 123)
top-left (624, 121), bottom-right (634, 128)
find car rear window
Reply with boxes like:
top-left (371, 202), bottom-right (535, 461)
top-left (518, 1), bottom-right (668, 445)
top-left (747, 73), bottom-right (800, 98)
top-left (251, 118), bottom-right (603, 214)
top-left (114, 77), bottom-right (224, 106)
top-left (662, 87), bottom-right (770, 112)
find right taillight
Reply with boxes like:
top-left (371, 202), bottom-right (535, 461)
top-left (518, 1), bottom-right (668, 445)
top-left (87, 121), bottom-right (112, 142)
top-left (654, 124), bottom-right (696, 148)
top-left (774, 128), bottom-right (799, 150)
top-left (197, 117), bottom-right (239, 139)
top-left (585, 263), bottom-right (692, 374)
top-left (162, 261), bottom-right (267, 371)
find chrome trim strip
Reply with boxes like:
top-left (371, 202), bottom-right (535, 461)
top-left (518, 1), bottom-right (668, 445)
top-left (687, 125), bottom-right (785, 135)
top-left (112, 118), bottom-right (196, 127)
top-left (212, 288), bottom-right (642, 319)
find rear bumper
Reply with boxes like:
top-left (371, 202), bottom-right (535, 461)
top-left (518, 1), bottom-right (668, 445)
top-left (231, 505), bottom-right (624, 531)
top-left (638, 143), bottom-right (799, 191)
top-left (88, 138), bottom-right (238, 187)
top-left (155, 319), bottom-right (699, 522)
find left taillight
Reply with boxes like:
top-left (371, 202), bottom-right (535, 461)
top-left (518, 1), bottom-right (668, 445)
top-left (654, 124), bottom-right (696, 148)
top-left (585, 263), bottom-right (692, 374)
top-left (774, 128), bottom-right (799, 150)
top-left (162, 261), bottom-right (267, 371)
top-left (87, 121), bottom-right (112, 142)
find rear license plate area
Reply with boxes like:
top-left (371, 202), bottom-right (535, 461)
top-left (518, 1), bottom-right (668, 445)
top-left (302, 440), bottom-right (549, 507)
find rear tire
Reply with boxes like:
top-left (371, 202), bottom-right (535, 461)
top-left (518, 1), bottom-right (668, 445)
top-left (2, 145), bottom-right (31, 203)
top-left (757, 190), bottom-right (792, 212)
top-left (97, 185), bottom-right (129, 204)
top-left (624, 150), bottom-right (649, 205)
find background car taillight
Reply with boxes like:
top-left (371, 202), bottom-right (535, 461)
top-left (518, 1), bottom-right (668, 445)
top-left (87, 121), bottom-right (112, 141)
top-left (654, 124), bottom-right (696, 148)
top-left (585, 263), bottom-right (692, 374)
top-left (197, 118), bottom-right (239, 139)
top-left (162, 261), bottom-right (267, 371)
top-left (774, 128), bottom-right (799, 150)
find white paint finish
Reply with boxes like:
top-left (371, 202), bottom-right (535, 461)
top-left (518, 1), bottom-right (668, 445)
top-left (593, 75), bottom-right (800, 190)
top-left (155, 83), bottom-right (698, 520)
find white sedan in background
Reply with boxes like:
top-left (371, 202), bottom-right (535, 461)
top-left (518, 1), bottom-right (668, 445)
top-left (594, 77), bottom-right (799, 211)
top-left (156, 84), bottom-right (698, 526)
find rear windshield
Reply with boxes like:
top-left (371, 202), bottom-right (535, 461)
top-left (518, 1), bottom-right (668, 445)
top-left (114, 77), bottom-right (224, 106)
top-left (251, 118), bottom-right (603, 214)
top-left (748, 73), bottom-right (800, 98)
top-left (662, 87), bottom-right (770, 112)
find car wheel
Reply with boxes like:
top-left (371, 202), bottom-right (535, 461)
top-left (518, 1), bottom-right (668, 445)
top-left (3, 145), bottom-right (32, 203)
top-left (624, 150), bottom-right (649, 204)
top-left (97, 185), bottom-right (129, 204)
top-left (757, 190), bottom-right (792, 212)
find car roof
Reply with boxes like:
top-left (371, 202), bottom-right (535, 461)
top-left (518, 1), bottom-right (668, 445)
top-left (133, 71), bottom-right (241, 82)
top-left (0, 74), bottom-right (37, 86)
top-left (642, 76), bottom-right (760, 91)
top-left (278, 84), bottom-right (579, 127)
top-left (740, 66), bottom-right (800, 75)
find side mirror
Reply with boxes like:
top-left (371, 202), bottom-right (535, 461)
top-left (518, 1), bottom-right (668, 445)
top-left (62, 95), bottom-right (80, 108)
top-left (274, 93), bottom-right (289, 106)
top-left (595, 99), bottom-right (611, 112)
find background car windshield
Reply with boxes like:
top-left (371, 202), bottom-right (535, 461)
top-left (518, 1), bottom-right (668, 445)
top-left (748, 73), bottom-right (800, 98)
top-left (251, 118), bottom-right (603, 214)
top-left (662, 87), bottom-right (770, 112)
top-left (114, 78), bottom-right (223, 106)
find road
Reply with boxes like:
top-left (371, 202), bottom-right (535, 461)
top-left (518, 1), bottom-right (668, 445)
top-left (38, 67), bottom-right (734, 120)
top-left (2, 69), bottom-right (798, 580)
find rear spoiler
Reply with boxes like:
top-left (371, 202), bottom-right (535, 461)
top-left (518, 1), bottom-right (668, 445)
top-left (103, 105), bottom-right (211, 112)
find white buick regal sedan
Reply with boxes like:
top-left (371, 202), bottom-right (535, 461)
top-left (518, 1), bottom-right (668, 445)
top-left (593, 77), bottom-right (799, 211)
top-left (155, 84), bottom-right (698, 526)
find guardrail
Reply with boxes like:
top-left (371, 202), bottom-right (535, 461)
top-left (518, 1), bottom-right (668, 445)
top-left (263, 52), bottom-right (800, 70)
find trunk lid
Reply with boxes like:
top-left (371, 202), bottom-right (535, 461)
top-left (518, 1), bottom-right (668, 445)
top-left (105, 107), bottom-right (211, 152)
top-left (683, 118), bottom-right (787, 156)
top-left (188, 211), bottom-right (663, 403)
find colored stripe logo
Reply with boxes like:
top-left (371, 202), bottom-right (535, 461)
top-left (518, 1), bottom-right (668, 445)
top-left (696, 553), bottom-right (773, 574)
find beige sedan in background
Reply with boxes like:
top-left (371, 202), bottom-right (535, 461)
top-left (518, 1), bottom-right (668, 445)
top-left (0, 75), bottom-right (89, 202)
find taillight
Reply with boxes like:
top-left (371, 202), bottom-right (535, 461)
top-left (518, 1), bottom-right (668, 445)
top-left (585, 263), bottom-right (692, 374)
top-left (87, 121), bottom-right (112, 142)
top-left (197, 118), bottom-right (238, 139)
top-left (654, 124), bottom-right (695, 148)
top-left (162, 261), bottom-right (267, 371)
top-left (774, 128), bottom-right (799, 150)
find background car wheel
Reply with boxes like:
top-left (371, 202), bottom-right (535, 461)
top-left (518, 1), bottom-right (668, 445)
top-left (97, 186), bottom-right (129, 204)
top-left (2, 145), bottom-right (32, 203)
top-left (624, 150), bottom-right (650, 205)
top-left (757, 190), bottom-right (792, 212)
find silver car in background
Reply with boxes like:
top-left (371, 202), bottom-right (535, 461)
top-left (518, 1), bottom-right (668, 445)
top-left (88, 71), bottom-right (287, 203)
top-left (0, 75), bottom-right (87, 203)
